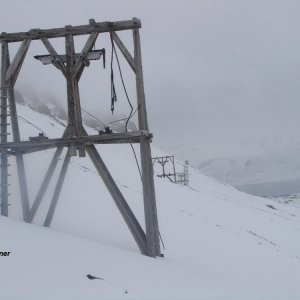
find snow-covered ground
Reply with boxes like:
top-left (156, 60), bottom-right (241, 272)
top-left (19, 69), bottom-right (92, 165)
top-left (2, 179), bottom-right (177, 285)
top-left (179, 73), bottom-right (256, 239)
top-left (1, 103), bottom-right (300, 299)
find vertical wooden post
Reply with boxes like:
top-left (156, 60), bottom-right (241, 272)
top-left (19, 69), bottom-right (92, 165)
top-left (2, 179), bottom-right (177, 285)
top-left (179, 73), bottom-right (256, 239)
top-left (184, 160), bottom-right (189, 186)
top-left (1, 39), bottom-right (31, 220)
top-left (9, 88), bottom-right (31, 221)
top-left (172, 156), bottom-right (177, 183)
top-left (5, 40), bottom-right (31, 222)
top-left (0, 41), bottom-right (9, 216)
top-left (65, 28), bottom-right (84, 142)
top-left (132, 19), bottom-right (161, 257)
top-left (65, 29), bottom-right (77, 138)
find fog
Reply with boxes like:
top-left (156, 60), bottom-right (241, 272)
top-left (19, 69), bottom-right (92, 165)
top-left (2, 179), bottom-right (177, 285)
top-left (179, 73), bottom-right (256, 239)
top-left (1, 0), bottom-right (300, 181)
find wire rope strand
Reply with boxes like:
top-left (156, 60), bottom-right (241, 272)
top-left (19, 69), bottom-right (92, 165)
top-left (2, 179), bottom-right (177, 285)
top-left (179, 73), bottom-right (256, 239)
top-left (18, 115), bottom-right (45, 134)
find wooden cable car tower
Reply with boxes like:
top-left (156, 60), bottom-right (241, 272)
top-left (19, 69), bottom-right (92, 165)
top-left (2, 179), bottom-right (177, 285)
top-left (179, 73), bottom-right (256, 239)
top-left (0, 18), bottom-right (161, 257)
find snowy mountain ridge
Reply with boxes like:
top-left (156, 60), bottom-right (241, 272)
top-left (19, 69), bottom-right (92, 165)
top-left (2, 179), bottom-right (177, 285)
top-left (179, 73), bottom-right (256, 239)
top-left (172, 135), bottom-right (300, 196)
top-left (1, 102), bottom-right (300, 299)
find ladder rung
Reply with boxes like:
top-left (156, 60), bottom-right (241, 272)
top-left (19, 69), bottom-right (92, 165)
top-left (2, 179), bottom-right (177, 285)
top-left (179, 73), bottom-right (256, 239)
top-left (0, 114), bottom-right (11, 117)
top-left (0, 133), bottom-right (11, 136)
top-left (0, 164), bottom-right (12, 167)
top-left (0, 123), bottom-right (10, 126)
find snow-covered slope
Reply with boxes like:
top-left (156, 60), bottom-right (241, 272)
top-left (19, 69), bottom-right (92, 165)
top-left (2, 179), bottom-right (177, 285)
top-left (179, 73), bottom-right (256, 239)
top-left (1, 103), bottom-right (300, 299)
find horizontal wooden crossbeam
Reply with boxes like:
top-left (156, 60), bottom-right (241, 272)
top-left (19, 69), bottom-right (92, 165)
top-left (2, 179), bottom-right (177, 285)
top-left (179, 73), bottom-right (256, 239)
top-left (0, 130), bottom-right (152, 154)
top-left (0, 19), bottom-right (141, 43)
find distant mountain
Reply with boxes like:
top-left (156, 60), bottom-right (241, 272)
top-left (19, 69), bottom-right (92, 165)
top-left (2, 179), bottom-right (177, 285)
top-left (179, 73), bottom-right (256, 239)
top-left (15, 88), bottom-right (137, 133)
top-left (172, 136), bottom-right (300, 196)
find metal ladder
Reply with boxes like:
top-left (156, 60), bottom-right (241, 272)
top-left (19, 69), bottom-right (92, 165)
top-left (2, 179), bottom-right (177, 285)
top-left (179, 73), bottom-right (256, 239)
top-left (0, 87), bottom-right (11, 216)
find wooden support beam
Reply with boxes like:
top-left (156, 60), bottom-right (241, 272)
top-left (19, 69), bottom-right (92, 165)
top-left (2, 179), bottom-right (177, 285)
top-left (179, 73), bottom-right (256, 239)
top-left (44, 149), bottom-right (71, 227)
top-left (29, 127), bottom-right (70, 222)
top-left (73, 68), bottom-right (84, 136)
top-left (111, 32), bottom-right (136, 73)
top-left (0, 19), bottom-right (141, 43)
top-left (0, 131), bottom-right (151, 152)
top-left (0, 41), bottom-right (9, 216)
top-left (5, 39), bottom-right (31, 84)
top-left (15, 151), bottom-right (31, 222)
top-left (1, 42), bottom-right (31, 221)
top-left (133, 22), bottom-right (161, 257)
top-left (73, 32), bottom-right (99, 78)
top-left (65, 30), bottom-right (78, 137)
top-left (0, 18), bottom-right (160, 257)
top-left (86, 144), bottom-right (148, 255)
top-left (28, 146), bottom-right (64, 222)
top-left (5, 46), bottom-right (31, 222)
top-left (8, 88), bottom-right (31, 221)
top-left (41, 37), bottom-right (67, 77)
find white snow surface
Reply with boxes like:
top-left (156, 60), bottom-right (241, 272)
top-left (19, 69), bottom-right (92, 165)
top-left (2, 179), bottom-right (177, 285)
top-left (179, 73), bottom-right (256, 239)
top-left (1, 103), bottom-right (300, 299)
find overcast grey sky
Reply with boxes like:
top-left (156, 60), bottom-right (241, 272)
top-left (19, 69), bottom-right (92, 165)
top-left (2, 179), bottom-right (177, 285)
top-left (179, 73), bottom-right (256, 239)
top-left (1, 0), bottom-right (300, 164)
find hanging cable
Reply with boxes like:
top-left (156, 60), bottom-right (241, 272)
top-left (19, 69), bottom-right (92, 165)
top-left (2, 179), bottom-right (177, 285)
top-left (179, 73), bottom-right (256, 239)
top-left (107, 105), bottom-right (139, 127)
top-left (130, 143), bottom-right (142, 181)
top-left (18, 116), bottom-right (46, 135)
top-left (109, 33), bottom-right (143, 181)
top-left (110, 34), bottom-right (117, 113)
top-left (159, 231), bottom-right (165, 250)
top-left (78, 104), bottom-right (106, 127)
top-left (110, 32), bottom-right (134, 132)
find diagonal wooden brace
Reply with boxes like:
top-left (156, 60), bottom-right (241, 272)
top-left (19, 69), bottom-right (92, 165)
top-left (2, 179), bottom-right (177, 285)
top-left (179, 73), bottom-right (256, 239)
top-left (86, 144), bottom-right (148, 255)
top-left (41, 37), bottom-right (67, 77)
top-left (111, 31), bottom-right (136, 73)
top-left (5, 39), bottom-right (31, 85)
top-left (44, 149), bottom-right (71, 227)
top-left (72, 31), bottom-right (99, 79)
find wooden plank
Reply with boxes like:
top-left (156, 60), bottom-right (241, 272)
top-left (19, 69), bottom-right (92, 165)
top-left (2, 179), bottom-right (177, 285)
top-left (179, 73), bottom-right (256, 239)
top-left (86, 144), bottom-right (148, 255)
top-left (0, 19), bottom-right (141, 43)
top-left (133, 23), bottom-right (161, 257)
top-left (111, 32), bottom-right (136, 73)
top-left (41, 37), bottom-right (67, 77)
top-left (72, 32), bottom-right (99, 78)
top-left (0, 130), bottom-right (151, 151)
top-left (44, 149), bottom-right (71, 227)
top-left (5, 39), bottom-right (31, 83)
top-left (28, 146), bottom-right (64, 222)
